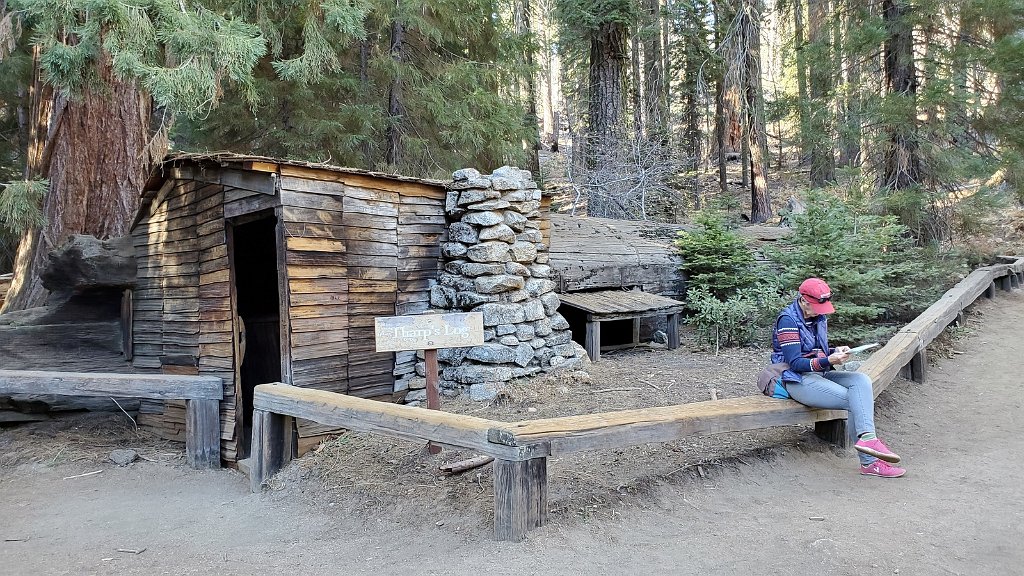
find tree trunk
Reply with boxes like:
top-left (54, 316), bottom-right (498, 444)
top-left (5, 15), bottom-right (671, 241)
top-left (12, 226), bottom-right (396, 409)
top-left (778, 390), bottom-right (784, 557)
top-left (631, 32), bottom-right (643, 138)
top-left (359, 35), bottom-right (373, 169)
top-left (793, 0), bottom-right (810, 163)
top-left (588, 20), bottom-right (628, 154)
top-left (385, 10), bottom-right (405, 168)
top-left (3, 51), bottom-right (155, 312)
top-left (518, 0), bottom-right (541, 176)
top-left (743, 0), bottom-right (771, 223)
top-left (714, 1), bottom-right (728, 193)
top-left (808, 0), bottom-right (835, 185)
top-left (644, 0), bottom-right (666, 138)
top-left (682, 9), bottom-right (703, 206)
top-left (882, 0), bottom-right (920, 190)
top-left (838, 2), bottom-right (862, 167)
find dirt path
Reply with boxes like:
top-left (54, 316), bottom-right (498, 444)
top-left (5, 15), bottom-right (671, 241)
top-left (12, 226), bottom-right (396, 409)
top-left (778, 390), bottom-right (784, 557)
top-left (2, 292), bottom-right (1022, 576)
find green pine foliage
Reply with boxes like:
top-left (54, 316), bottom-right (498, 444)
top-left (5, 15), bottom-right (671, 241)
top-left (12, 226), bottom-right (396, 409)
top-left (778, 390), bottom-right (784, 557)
top-left (767, 191), bottom-right (961, 343)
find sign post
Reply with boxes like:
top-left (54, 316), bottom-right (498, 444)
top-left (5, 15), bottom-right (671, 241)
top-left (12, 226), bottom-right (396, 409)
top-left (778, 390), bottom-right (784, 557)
top-left (374, 312), bottom-right (485, 453)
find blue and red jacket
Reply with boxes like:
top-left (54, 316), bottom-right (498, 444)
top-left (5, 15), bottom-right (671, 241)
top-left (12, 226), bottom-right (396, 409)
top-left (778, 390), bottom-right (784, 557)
top-left (770, 299), bottom-right (835, 385)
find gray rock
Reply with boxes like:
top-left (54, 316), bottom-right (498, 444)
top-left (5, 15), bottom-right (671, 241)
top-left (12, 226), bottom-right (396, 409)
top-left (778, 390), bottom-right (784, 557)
top-left (546, 330), bottom-right (572, 346)
top-left (533, 317), bottom-right (553, 337)
top-left (490, 177), bottom-right (521, 191)
top-left (504, 262), bottom-right (531, 276)
top-left (511, 366), bottom-right (542, 378)
top-left (476, 303), bottom-right (526, 326)
top-left (455, 291), bottom-right (497, 308)
top-left (523, 299), bottom-right (546, 321)
top-left (393, 378), bottom-right (410, 393)
top-left (496, 324), bottom-right (517, 336)
top-left (549, 355), bottom-right (566, 368)
top-left (449, 222), bottom-right (479, 243)
top-left (530, 188), bottom-right (542, 201)
top-left (405, 400), bottom-right (423, 407)
top-left (492, 166), bottom-right (525, 181)
top-left (466, 343), bottom-right (517, 364)
top-left (460, 263), bottom-right (504, 277)
top-left (443, 364), bottom-right (514, 384)
top-left (441, 242), bottom-right (468, 259)
top-left (504, 210), bottom-right (528, 232)
top-left (534, 347), bottom-right (554, 364)
top-left (529, 338), bottom-right (547, 349)
top-left (509, 241), bottom-right (538, 263)
top-left (499, 335), bottom-right (520, 346)
top-left (406, 389), bottom-right (428, 402)
top-left (550, 314), bottom-right (570, 331)
top-left (462, 211), bottom-right (504, 226)
top-left (503, 289), bottom-right (530, 303)
top-left (448, 177), bottom-right (494, 191)
top-left (515, 324), bottom-right (536, 341)
top-left (430, 285), bottom-right (456, 308)
top-left (452, 168), bottom-right (481, 181)
top-left (509, 200), bottom-right (541, 213)
top-left (501, 189), bottom-right (530, 202)
top-left (439, 273), bottom-right (474, 292)
top-left (525, 278), bottom-right (556, 297)
top-left (445, 191), bottom-right (463, 216)
top-left (528, 264), bottom-right (551, 278)
top-left (408, 377), bottom-right (427, 390)
top-left (468, 199), bottom-right (512, 211)
top-left (517, 230), bottom-right (544, 244)
top-left (554, 343), bottom-right (578, 357)
top-left (475, 274), bottom-right (525, 294)
top-left (483, 329), bottom-right (496, 341)
top-left (514, 343), bottom-right (535, 367)
top-left (444, 260), bottom-right (467, 275)
top-left (467, 241), bottom-right (511, 263)
top-left (437, 347), bottom-right (469, 366)
top-left (110, 449), bottom-right (138, 466)
top-left (524, 220), bottom-right (541, 229)
top-left (652, 330), bottom-right (668, 344)
top-left (469, 382), bottom-right (499, 402)
top-left (540, 293), bottom-right (561, 316)
top-left (535, 253), bottom-right (550, 264)
top-left (478, 223), bottom-right (516, 243)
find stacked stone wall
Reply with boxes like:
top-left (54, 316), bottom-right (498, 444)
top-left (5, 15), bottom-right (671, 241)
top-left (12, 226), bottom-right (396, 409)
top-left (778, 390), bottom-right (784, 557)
top-left (405, 166), bottom-right (586, 403)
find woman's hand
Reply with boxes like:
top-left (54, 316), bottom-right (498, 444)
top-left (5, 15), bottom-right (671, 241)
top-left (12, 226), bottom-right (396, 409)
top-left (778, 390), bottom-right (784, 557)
top-left (828, 351), bottom-right (850, 366)
top-left (835, 345), bottom-right (851, 354)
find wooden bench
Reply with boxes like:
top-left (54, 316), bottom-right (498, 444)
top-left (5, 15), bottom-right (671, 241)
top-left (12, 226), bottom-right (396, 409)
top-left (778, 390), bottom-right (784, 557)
top-left (0, 370), bottom-right (223, 469)
top-left (558, 290), bottom-right (685, 361)
top-left (249, 257), bottom-right (1024, 541)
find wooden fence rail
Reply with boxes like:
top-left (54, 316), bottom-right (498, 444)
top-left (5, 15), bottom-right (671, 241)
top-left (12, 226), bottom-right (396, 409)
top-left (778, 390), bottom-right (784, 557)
top-left (250, 257), bottom-right (1024, 541)
top-left (0, 370), bottom-right (223, 469)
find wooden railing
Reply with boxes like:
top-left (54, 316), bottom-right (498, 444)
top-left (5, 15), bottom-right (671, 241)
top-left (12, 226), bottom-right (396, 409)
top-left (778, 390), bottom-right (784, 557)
top-left (250, 257), bottom-right (1024, 541)
top-left (0, 370), bottom-right (223, 469)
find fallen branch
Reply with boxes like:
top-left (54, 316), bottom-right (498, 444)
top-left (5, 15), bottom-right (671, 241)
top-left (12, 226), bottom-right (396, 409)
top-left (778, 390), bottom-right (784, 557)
top-left (439, 455), bottom-right (494, 475)
top-left (62, 470), bottom-right (102, 480)
top-left (116, 548), bottom-right (146, 555)
top-left (592, 387), bottom-right (641, 393)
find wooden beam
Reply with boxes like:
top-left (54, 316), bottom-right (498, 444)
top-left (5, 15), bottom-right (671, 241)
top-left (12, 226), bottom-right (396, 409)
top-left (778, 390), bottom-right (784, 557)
top-left (252, 384), bottom-right (544, 461)
top-left (0, 370), bottom-right (223, 400)
top-left (814, 418), bottom-right (849, 449)
top-left (250, 408), bottom-right (293, 492)
top-left (585, 321), bottom-right (600, 362)
top-left (909, 348), bottom-right (927, 383)
top-left (186, 399), bottom-right (222, 468)
top-left (486, 396), bottom-right (846, 456)
top-left (667, 313), bottom-right (680, 350)
top-left (493, 457), bottom-right (548, 542)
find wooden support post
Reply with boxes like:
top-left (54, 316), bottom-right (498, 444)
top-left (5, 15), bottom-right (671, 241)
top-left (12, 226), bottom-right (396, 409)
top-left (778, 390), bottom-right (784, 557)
top-left (425, 348), bottom-right (441, 455)
top-left (910, 348), bottom-right (927, 383)
top-left (185, 398), bottom-right (221, 469)
top-left (493, 457), bottom-right (548, 542)
top-left (667, 313), bottom-right (680, 350)
top-left (1011, 273), bottom-right (1021, 290)
top-left (1000, 276), bottom-right (1012, 292)
top-left (631, 318), bottom-right (641, 346)
top-left (814, 418), bottom-right (849, 449)
top-left (250, 409), bottom-right (292, 492)
top-left (585, 320), bottom-right (600, 362)
top-left (952, 311), bottom-right (965, 327)
top-left (985, 282), bottom-right (996, 299)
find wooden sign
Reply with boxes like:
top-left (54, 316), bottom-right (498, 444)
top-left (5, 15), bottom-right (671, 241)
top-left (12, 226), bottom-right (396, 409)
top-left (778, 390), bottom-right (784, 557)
top-left (374, 312), bottom-right (484, 353)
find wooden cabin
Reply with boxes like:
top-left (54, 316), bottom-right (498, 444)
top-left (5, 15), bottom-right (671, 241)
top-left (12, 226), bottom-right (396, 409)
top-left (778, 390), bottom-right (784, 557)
top-left (130, 153), bottom-right (446, 462)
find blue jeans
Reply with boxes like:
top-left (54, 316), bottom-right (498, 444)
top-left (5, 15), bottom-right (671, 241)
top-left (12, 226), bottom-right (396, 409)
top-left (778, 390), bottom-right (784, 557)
top-left (786, 370), bottom-right (876, 465)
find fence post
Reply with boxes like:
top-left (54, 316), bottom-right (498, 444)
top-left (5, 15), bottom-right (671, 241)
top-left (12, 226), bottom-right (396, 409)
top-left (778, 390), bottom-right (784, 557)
top-left (185, 398), bottom-right (221, 469)
top-left (250, 409), bottom-right (293, 492)
top-left (493, 457), bottom-right (548, 541)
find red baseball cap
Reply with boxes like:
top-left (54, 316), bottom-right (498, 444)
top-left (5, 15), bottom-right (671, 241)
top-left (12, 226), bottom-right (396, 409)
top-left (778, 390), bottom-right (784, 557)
top-left (799, 277), bottom-right (835, 315)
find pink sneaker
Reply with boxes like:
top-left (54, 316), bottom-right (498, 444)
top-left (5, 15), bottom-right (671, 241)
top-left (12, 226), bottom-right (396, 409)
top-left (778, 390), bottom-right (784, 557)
top-left (854, 437), bottom-right (901, 463)
top-left (860, 460), bottom-right (906, 478)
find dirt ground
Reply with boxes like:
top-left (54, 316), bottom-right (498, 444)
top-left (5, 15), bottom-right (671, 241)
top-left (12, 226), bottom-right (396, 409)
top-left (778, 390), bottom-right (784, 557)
top-left (2, 292), bottom-right (1023, 575)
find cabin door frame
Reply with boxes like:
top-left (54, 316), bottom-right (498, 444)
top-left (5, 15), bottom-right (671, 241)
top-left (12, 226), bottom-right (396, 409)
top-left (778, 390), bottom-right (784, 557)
top-left (225, 207), bottom-right (291, 459)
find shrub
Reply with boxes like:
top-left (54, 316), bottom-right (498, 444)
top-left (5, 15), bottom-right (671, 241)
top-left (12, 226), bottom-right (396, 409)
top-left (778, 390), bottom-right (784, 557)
top-left (685, 283), bottom-right (783, 352)
top-left (674, 212), bottom-right (760, 299)
top-left (767, 191), bottom-right (963, 343)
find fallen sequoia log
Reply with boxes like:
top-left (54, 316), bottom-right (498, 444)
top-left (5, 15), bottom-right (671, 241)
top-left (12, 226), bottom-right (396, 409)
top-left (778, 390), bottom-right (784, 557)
top-left (0, 235), bottom-right (140, 413)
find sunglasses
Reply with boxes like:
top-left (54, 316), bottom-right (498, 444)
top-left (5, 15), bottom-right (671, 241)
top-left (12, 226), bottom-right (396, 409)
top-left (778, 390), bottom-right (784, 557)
top-left (801, 293), bottom-right (831, 304)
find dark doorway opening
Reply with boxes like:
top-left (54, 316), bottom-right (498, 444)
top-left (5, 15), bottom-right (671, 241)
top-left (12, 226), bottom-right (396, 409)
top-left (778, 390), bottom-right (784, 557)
top-left (230, 214), bottom-right (281, 459)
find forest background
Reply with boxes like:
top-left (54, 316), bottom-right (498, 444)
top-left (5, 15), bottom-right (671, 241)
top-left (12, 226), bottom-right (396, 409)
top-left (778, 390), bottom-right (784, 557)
top-left (2, 0), bottom-right (1023, 339)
